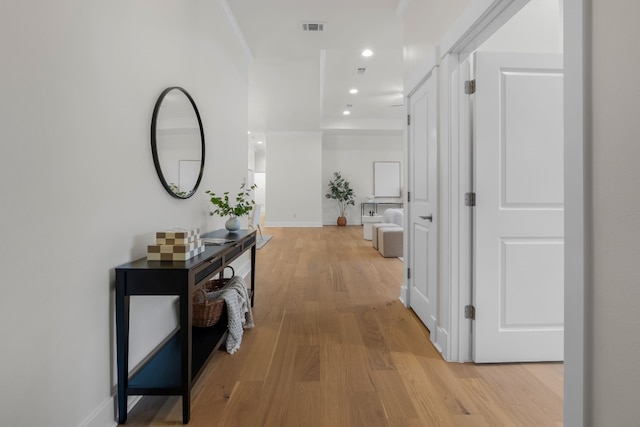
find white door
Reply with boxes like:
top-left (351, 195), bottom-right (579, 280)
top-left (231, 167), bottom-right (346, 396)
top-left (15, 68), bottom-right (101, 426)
top-left (408, 72), bottom-right (438, 339)
top-left (473, 52), bottom-right (564, 363)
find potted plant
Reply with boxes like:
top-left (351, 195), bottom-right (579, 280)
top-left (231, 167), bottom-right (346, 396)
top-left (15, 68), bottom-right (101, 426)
top-left (325, 171), bottom-right (356, 226)
top-left (205, 182), bottom-right (257, 232)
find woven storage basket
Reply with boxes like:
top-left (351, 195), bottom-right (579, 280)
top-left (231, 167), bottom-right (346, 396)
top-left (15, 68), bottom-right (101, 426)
top-left (192, 266), bottom-right (234, 327)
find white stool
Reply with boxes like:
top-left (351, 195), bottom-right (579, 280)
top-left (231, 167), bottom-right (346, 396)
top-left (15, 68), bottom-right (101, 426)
top-left (362, 215), bottom-right (383, 240)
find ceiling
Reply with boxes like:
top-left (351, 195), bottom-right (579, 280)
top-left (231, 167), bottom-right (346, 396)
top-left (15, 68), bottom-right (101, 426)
top-left (226, 0), bottom-right (407, 152)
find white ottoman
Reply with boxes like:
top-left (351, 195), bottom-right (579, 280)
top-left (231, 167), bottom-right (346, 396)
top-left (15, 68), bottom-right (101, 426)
top-left (362, 215), bottom-right (383, 240)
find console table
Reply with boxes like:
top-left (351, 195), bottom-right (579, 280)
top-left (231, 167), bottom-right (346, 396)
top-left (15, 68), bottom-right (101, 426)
top-left (360, 201), bottom-right (403, 217)
top-left (115, 229), bottom-right (256, 424)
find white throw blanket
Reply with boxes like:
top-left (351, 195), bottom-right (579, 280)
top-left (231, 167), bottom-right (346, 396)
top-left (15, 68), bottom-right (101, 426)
top-left (205, 275), bottom-right (254, 354)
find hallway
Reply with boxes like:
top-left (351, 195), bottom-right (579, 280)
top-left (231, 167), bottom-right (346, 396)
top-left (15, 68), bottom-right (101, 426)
top-left (124, 226), bottom-right (563, 426)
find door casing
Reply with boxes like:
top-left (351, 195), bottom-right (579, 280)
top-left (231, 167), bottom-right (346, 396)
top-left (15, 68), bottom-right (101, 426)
top-left (437, 0), bottom-right (587, 425)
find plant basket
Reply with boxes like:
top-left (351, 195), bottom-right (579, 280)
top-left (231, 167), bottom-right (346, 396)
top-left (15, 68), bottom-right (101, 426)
top-left (192, 266), bottom-right (234, 327)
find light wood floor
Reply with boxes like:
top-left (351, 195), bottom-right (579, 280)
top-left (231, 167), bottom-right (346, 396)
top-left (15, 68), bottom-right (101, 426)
top-left (123, 226), bottom-right (563, 426)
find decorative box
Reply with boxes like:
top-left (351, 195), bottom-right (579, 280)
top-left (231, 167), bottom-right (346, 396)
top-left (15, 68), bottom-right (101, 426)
top-left (147, 241), bottom-right (204, 261)
top-left (155, 228), bottom-right (200, 245)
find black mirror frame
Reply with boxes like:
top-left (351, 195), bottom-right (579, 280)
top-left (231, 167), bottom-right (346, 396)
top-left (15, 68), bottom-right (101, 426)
top-left (150, 86), bottom-right (205, 199)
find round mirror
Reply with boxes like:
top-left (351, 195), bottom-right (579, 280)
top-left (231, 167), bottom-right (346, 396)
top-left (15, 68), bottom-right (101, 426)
top-left (151, 87), bottom-right (205, 199)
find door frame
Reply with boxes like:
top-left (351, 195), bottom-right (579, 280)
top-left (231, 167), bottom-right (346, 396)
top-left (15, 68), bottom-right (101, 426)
top-left (443, 0), bottom-right (532, 364)
top-left (441, 0), bottom-right (588, 425)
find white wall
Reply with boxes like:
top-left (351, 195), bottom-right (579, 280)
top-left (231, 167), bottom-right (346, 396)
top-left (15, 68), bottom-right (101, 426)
top-left (590, 1), bottom-right (640, 425)
top-left (0, 1), bottom-right (250, 426)
top-left (403, 0), bottom-right (472, 89)
top-left (322, 133), bottom-right (403, 225)
top-left (248, 145), bottom-right (256, 171)
top-left (479, 0), bottom-right (563, 53)
top-left (255, 150), bottom-right (267, 172)
top-left (248, 146), bottom-right (267, 210)
top-left (265, 132), bottom-right (323, 227)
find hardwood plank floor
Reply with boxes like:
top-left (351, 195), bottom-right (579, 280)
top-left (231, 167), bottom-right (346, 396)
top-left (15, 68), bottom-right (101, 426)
top-left (122, 226), bottom-right (563, 426)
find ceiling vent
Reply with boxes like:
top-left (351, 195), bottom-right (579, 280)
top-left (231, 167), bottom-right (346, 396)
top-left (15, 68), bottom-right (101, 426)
top-left (301, 22), bottom-right (324, 32)
top-left (356, 67), bottom-right (366, 75)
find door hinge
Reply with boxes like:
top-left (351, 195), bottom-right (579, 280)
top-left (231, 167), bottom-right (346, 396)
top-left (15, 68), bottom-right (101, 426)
top-left (464, 304), bottom-right (475, 320)
top-left (407, 191), bottom-right (411, 202)
top-left (407, 114), bottom-right (411, 125)
top-left (407, 268), bottom-right (411, 279)
top-left (465, 192), bottom-right (476, 207)
top-left (465, 79), bottom-right (476, 95)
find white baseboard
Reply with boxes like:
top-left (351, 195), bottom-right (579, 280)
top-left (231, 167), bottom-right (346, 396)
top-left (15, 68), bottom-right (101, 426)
top-left (265, 221), bottom-right (322, 227)
top-left (79, 396), bottom-right (116, 427)
top-left (399, 284), bottom-right (408, 306)
top-left (229, 253), bottom-right (252, 280)
top-left (322, 221), bottom-right (363, 226)
top-left (79, 395), bottom-right (143, 427)
top-left (436, 326), bottom-right (449, 360)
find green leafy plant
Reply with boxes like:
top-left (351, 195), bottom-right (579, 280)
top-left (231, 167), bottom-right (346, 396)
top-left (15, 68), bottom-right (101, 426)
top-left (205, 183), bottom-right (257, 218)
top-left (325, 171), bottom-right (355, 217)
top-left (168, 182), bottom-right (189, 198)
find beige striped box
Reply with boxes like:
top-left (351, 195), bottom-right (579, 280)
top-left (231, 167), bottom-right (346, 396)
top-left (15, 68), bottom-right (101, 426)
top-left (147, 241), bottom-right (204, 261)
top-left (156, 228), bottom-right (200, 244)
top-left (156, 234), bottom-right (200, 245)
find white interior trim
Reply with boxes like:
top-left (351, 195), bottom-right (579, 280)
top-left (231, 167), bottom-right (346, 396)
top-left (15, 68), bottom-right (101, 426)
top-left (79, 395), bottom-right (121, 427)
top-left (442, 51), bottom-right (473, 363)
top-left (440, 0), bottom-right (530, 57)
top-left (399, 281), bottom-right (407, 305)
top-left (563, 0), bottom-right (588, 425)
top-left (401, 104), bottom-right (410, 308)
top-left (405, 50), bottom-right (438, 98)
top-left (441, 0), bottom-right (586, 424)
top-left (267, 221), bottom-right (323, 228)
top-left (441, 0), bottom-right (531, 364)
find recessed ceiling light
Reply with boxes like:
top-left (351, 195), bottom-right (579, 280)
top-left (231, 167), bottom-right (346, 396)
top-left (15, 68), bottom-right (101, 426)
top-left (362, 49), bottom-right (373, 57)
top-left (257, 140), bottom-right (263, 144)
top-left (247, 131), bottom-right (251, 135)
top-left (349, 88), bottom-right (358, 94)
top-left (343, 110), bottom-right (351, 115)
